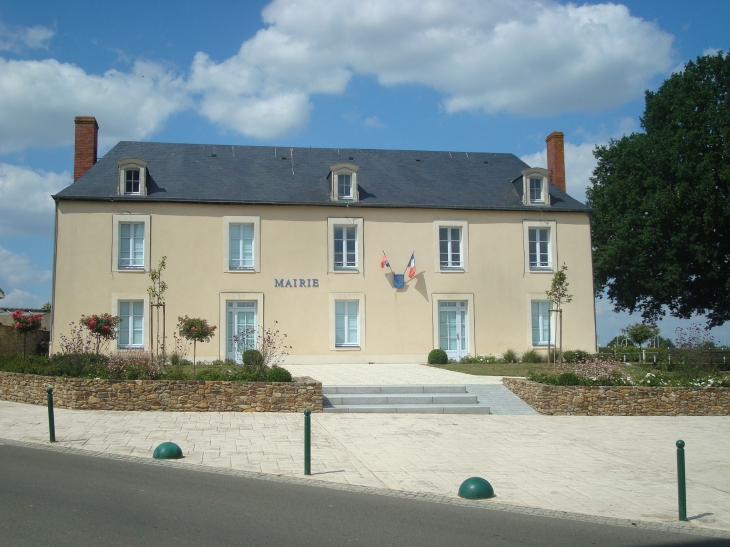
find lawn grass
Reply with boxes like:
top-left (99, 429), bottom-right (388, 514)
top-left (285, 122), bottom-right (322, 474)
top-left (428, 361), bottom-right (647, 378)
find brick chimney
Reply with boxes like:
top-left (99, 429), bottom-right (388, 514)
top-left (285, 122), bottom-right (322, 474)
top-left (546, 131), bottom-right (566, 193)
top-left (74, 116), bottom-right (98, 182)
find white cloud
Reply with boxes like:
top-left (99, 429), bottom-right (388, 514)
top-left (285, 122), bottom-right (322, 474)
top-left (0, 245), bottom-right (51, 288)
top-left (0, 20), bottom-right (54, 52)
top-left (0, 288), bottom-right (46, 308)
top-left (364, 116), bottom-right (386, 128)
top-left (703, 47), bottom-right (721, 56)
top-left (0, 57), bottom-right (189, 153)
top-left (0, 163), bottom-right (69, 236)
top-left (189, 0), bottom-right (674, 138)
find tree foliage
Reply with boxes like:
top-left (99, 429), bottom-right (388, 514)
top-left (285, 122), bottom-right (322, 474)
top-left (621, 322), bottom-right (660, 348)
top-left (587, 52), bottom-right (730, 327)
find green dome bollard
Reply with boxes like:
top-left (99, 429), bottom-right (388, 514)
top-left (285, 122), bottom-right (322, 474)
top-left (458, 477), bottom-right (495, 499)
top-left (153, 442), bottom-right (184, 460)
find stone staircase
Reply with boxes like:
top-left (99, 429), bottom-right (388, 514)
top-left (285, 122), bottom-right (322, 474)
top-left (322, 385), bottom-right (490, 414)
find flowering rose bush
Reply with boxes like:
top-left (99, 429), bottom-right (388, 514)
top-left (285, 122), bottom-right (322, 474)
top-left (80, 313), bottom-right (121, 355)
top-left (11, 310), bottom-right (42, 334)
top-left (177, 316), bottom-right (217, 371)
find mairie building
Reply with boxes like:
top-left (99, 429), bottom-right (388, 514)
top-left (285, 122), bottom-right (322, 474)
top-left (50, 116), bottom-right (596, 363)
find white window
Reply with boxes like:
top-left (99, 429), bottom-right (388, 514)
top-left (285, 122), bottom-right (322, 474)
top-left (125, 169), bottom-right (140, 194)
top-left (338, 174), bottom-right (353, 199)
top-left (532, 301), bottom-right (554, 346)
top-left (118, 300), bottom-right (144, 348)
top-left (119, 223), bottom-right (145, 268)
top-left (334, 226), bottom-right (357, 269)
top-left (529, 178), bottom-right (543, 203)
top-left (117, 159), bottom-right (148, 196)
top-left (229, 223), bottom-right (254, 270)
top-left (226, 300), bottom-right (257, 362)
top-left (529, 227), bottom-right (551, 270)
top-left (439, 227), bottom-right (462, 269)
top-left (335, 300), bottom-right (359, 346)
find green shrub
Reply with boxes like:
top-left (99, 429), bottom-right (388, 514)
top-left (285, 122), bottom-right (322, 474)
top-left (562, 350), bottom-right (592, 363)
top-left (502, 349), bottom-right (519, 363)
top-left (266, 366), bottom-right (292, 382)
top-left (521, 350), bottom-right (544, 363)
top-left (428, 349), bottom-right (448, 364)
top-left (243, 349), bottom-right (264, 368)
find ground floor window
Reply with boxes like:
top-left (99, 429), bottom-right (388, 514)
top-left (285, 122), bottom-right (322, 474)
top-left (335, 300), bottom-right (359, 346)
top-left (438, 300), bottom-right (467, 360)
top-left (531, 300), bottom-right (554, 346)
top-left (118, 300), bottom-right (144, 348)
top-left (227, 300), bottom-right (257, 363)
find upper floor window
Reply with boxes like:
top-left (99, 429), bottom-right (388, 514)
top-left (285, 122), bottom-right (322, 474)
top-left (334, 226), bottom-right (357, 269)
top-left (330, 163), bottom-right (359, 202)
top-left (119, 223), bottom-right (145, 268)
top-left (529, 178), bottom-right (543, 203)
top-left (117, 158), bottom-right (148, 196)
top-left (529, 227), bottom-right (551, 270)
top-left (229, 223), bottom-right (254, 270)
top-left (521, 168), bottom-right (550, 206)
top-left (338, 174), bottom-right (353, 199)
top-left (125, 169), bottom-right (140, 194)
top-left (439, 227), bottom-right (462, 269)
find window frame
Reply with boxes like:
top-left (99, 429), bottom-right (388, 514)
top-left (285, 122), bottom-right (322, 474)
top-left (329, 293), bottom-right (365, 350)
top-left (523, 220), bottom-right (557, 274)
top-left (521, 168), bottom-right (550, 206)
top-left (526, 294), bottom-right (556, 348)
top-left (433, 220), bottom-right (468, 272)
top-left (111, 292), bottom-right (149, 350)
top-left (117, 300), bottom-right (145, 348)
top-left (334, 300), bottom-right (360, 347)
top-left (112, 214), bottom-right (151, 272)
top-left (529, 177), bottom-right (544, 203)
top-left (327, 217), bottom-right (364, 274)
top-left (116, 158), bottom-right (148, 196)
top-left (431, 293), bottom-right (476, 358)
top-left (329, 163), bottom-right (359, 202)
top-left (223, 216), bottom-right (261, 273)
top-left (219, 292), bottom-right (264, 360)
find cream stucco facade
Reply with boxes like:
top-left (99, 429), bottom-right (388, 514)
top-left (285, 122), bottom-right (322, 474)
top-left (51, 200), bottom-right (597, 363)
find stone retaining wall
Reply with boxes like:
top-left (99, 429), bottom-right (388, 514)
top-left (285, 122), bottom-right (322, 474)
top-left (0, 371), bottom-right (322, 412)
top-left (503, 377), bottom-right (730, 416)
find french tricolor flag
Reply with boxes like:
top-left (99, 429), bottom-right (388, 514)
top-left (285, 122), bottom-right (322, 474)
top-left (407, 253), bottom-right (416, 278)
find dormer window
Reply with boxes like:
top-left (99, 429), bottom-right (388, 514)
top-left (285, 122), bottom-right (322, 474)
top-left (125, 169), bottom-right (140, 194)
top-left (117, 158), bottom-right (149, 196)
top-left (521, 168), bottom-right (550, 206)
top-left (529, 178), bottom-right (543, 203)
top-left (330, 162), bottom-right (359, 202)
top-left (338, 174), bottom-right (353, 200)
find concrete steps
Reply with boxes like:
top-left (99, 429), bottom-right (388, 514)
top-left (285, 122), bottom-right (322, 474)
top-left (322, 385), bottom-right (490, 414)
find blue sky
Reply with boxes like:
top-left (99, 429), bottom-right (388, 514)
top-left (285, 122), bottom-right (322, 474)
top-left (0, 0), bottom-right (728, 347)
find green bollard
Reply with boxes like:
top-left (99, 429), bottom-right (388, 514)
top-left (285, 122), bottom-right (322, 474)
top-left (304, 409), bottom-right (311, 475)
top-left (46, 387), bottom-right (56, 443)
top-left (676, 440), bottom-right (688, 521)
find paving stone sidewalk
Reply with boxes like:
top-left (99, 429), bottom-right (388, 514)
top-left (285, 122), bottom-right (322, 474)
top-left (1, 400), bottom-right (728, 535)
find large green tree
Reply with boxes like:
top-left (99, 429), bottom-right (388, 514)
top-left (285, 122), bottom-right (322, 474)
top-left (587, 52), bottom-right (730, 327)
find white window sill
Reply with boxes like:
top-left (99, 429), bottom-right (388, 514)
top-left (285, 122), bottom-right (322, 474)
top-left (227, 267), bottom-right (256, 273)
top-left (118, 345), bottom-right (144, 349)
top-left (333, 267), bottom-right (360, 273)
top-left (529, 267), bottom-right (554, 273)
top-left (335, 345), bottom-right (361, 350)
top-left (439, 266), bottom-right (464, 273)
top-left (117, 267), bottom-right (146, 273)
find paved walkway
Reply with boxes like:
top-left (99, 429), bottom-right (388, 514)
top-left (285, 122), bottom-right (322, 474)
top-left (1, 400), bottom-right (727, 535)
top-left (285, 363), bottom-right (536, 414)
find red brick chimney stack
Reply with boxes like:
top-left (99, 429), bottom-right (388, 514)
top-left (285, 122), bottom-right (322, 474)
top-left (546, 131), bottom-right (566, 193)
top-left (74, 116), bottom-right (98, 182)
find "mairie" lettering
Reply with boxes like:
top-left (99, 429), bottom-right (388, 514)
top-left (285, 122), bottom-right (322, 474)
top-left (275, 279), bottom-right (319, 288)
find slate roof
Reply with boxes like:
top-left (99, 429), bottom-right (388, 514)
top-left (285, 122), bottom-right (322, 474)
top-left (54, 141), bottom-right (590, 212)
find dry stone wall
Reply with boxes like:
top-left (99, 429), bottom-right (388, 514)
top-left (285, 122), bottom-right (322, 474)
top-left (0, 371), bottom-right (322, 412)
top-left (0, 325), bottom-right (49, 356)
top-left (503, 377), bottom-right (730, 416)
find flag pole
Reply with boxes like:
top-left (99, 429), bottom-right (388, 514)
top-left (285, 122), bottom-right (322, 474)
top-left (404, 250), bottom-right (415, 277)
top-left (382, 250), bottom-right (394, 274)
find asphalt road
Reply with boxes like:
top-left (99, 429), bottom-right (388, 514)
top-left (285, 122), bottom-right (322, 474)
top-left (0, 443), bottom-right (725, 547)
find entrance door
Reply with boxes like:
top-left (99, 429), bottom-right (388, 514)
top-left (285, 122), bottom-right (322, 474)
top-left (438, 300), bottom-right (468, 360)
top-left (226, 301), bottom-right (257, 363)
